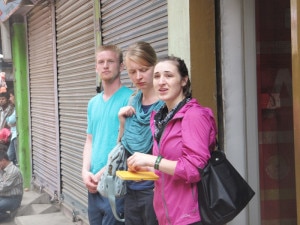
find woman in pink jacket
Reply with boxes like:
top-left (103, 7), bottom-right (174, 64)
top-left (127, 56), bottom-right (217, 225)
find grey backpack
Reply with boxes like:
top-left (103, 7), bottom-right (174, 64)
top-left (97, 143), bottom-right (127, 222)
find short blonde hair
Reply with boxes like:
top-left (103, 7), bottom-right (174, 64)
top-left (96, 45), bottom-right (123, 63)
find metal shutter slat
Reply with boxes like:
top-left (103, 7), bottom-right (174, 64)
top-left (101, 0), bottom-right (168, 86)
top-left (28, 1), bottom-right (60, 196)
top-left (56, 0), bottom-right (95, 220)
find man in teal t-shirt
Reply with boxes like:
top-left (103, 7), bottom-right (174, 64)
top-left (82, 45), bottom-right (133, 225)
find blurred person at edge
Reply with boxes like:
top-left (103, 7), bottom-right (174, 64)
top-left (7, 89), bottom-right (18, 165)
top-left (81, 45), bottom-right (133, 225)
top-left (127, 56), bottom-right (217, 225)
top-left (118, 41), bottom-right (163, 225)
top-left (0, 150), bottom-right (23, 221)
top-left (0, 92), bottom-right (14, 147)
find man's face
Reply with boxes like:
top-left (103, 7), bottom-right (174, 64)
top-left (9, 93), bottom-right (15, 105)
top-left (0, 159), bottom-right (5, 170)
top-left (96, 50), bottom-right (123, 83)
top-left (0, 97), bottom-right (8, 107)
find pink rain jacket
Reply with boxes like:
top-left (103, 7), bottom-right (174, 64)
top-left (150, 98), bottom-right (217, 225)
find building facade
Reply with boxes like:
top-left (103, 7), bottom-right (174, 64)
top-left (0, 0), bottom-right (299, 224)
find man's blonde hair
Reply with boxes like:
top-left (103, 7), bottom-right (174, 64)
top-left (96, 45), bottom-right (123, 63)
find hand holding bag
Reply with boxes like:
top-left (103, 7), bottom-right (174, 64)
top-left (97, 94), bottom-right (136, 222)
top-left (197, 147), bottom-right (255, 225)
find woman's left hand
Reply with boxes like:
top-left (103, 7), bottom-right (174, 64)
top-left (118, 106), bottom-right (136, 118)
top-left (127, 152), bottom-right (156, 172)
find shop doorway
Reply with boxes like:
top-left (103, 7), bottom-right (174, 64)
top-left (256, 0), bottom-right (297, 224)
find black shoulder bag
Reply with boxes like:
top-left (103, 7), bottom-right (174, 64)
top-left (197, 144), bottom-right (255, 225)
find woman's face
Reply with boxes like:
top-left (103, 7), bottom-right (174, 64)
top-left (153, 61), bottom-right (187, 110)
top-left (126, 58), bottom-right (154, 91)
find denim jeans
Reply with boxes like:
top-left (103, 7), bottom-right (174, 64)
top-left (124, 188), bottom-right (158, 225)
top-left (0, 195), bottom-right (22, 216)
top-left (7, 138), bottom-right (17, 165)
top-left (88, 192), bottom-right (124, 225)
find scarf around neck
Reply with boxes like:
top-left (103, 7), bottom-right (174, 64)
top-left (154, 98), bottom-right (190, 143)
top-left (121, 91), bottom-right (164, 154)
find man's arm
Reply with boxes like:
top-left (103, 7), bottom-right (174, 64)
top-left (0, 170), bottom-right (19, 192)
top-left (82, 134), bottom-right (98, 193)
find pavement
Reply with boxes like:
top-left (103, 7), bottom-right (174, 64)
top-left (1, 189), bottom-right (37, 225)
top-left (1, 189), bottom-right (34, 225)
top-left (0, 189), bottom-right (84, 225)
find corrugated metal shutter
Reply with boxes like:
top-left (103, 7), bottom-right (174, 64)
top-left (27, 1), bottom-right (60, 196)
top-left (100, 0), bottom-right (168, 87)
top-left (55, 0), bottom-right (96, 219)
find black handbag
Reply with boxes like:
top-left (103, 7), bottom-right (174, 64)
top-left (197, 148), bottom-right (255, 225)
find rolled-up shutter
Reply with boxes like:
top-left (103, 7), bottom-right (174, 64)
top-left (27, 1), bottom-right (60, 196)
top-left (26, 0), bottom-right (168, 222)
top-left (100, 0), bottom-right (168, 86)
top-left (55, 0), bottom-right (96, 219)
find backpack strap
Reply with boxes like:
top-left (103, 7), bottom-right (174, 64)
top-left (107, 175), bottom-right (125, 222)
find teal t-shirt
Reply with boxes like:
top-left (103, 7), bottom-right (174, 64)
top-left (87, 86), bottom-right (133, 174)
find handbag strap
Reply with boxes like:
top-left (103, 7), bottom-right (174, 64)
top-left (215, 139), bottom-right (223, 152)
top-left (107, 175), bottom-right (125, 222)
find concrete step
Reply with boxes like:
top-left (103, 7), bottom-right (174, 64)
top-left (1, 190), bottom-right (82, 225)
top-left (24, 203), bottom-right (59, 215)
top-left (14, 212), bottom-right (77, 225)
top-left (1, 190), bottom-right (84, 225)
top-left (16, 192), bottom-right (51, 217)
top-left (0, 191), bottom-right (59, 225)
